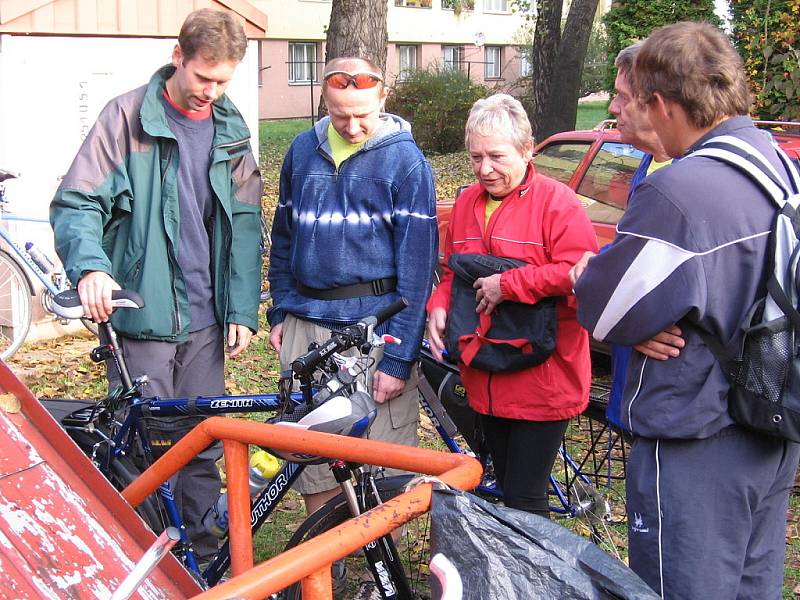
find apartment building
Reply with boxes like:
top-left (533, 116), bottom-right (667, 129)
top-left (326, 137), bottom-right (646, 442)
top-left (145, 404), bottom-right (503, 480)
top-left (250, 0), bottom-right (529, 120)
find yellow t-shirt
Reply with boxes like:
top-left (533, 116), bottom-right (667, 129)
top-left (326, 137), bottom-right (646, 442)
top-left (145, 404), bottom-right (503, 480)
top-left (328, 123), bottom-right (366, 169)
top-left (647, 158), bottom-right (671, 176)
top-left (485, 199), bottom-right (503, 227)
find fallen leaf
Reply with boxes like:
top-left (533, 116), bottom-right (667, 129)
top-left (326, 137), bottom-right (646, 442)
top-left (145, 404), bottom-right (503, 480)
top-left (0, 393), bottom-right (20, 413)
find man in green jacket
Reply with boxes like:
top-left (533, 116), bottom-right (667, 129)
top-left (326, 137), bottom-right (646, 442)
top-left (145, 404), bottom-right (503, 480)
top-left (50, 9), bottom-right (262, 560)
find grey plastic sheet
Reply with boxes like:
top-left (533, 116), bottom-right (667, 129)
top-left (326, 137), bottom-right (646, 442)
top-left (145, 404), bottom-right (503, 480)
top-left (429, 489), bottom-right (659, 600)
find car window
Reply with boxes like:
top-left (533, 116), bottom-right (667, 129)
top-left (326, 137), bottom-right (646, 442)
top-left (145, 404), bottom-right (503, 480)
top-left (576, 142), bottom-right (644, 224)
top-left (534, 142), bottom-right (592, 184)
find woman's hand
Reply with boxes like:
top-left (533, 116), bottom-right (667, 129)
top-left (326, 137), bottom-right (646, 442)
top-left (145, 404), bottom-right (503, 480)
top-left (474, 274), bottom-right (503, 315)
top-left (427, 307), bottom-right (448, 362)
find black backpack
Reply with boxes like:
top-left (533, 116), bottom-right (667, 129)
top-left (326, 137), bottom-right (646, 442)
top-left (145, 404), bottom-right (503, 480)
top-left (689, 134), bottom-right (800, 442)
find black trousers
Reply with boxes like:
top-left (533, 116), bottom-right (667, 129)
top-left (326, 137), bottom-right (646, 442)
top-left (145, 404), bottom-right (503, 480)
top-left (480, 414), bottom-right (569, 517)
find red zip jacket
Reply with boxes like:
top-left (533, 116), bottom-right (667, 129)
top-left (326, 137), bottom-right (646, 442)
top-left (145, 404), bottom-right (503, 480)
top-left (427, 167), bottom-right (598, 421)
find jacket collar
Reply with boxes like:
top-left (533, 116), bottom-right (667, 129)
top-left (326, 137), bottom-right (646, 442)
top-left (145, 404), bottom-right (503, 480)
top-left (686, 115), bottom-right (754, 155)
top-left (481, 164), bottom-right (536, 202)
top-left (314, 112), bottom-right (413, 160)
top-left (140, 65), bottom-right (250, 145)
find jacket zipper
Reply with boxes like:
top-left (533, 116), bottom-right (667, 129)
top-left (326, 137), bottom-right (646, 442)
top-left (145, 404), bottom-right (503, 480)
top-left (169, 259), bottom-right (182, 336)
top-left (626, 357), bottom-right (647, 434)
top-left (160, 140), bottom-right (182, 336)
top-left (211, 137), bottom-right (250, 155)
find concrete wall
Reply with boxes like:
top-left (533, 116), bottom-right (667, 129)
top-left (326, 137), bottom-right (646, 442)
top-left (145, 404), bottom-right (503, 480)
top-left (0, 34), bottom-right (260, 337)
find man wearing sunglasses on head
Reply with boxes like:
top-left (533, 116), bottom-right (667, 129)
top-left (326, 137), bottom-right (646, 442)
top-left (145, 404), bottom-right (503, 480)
top-left (267, 57), bottom-right (437, 520)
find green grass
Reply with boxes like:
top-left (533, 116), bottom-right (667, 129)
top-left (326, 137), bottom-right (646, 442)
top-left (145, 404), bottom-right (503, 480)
top-left (575, 101), bottom-right (611, 130)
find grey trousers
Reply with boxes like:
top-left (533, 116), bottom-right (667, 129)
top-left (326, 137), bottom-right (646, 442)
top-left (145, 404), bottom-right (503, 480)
top-left (107, 324), bottom-right (225, 562)
top-left (627, 425), bottom-right (800, 599)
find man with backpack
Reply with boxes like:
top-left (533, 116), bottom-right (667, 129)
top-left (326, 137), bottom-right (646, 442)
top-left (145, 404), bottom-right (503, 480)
top-left (573, 22), bottom-right (800, 598)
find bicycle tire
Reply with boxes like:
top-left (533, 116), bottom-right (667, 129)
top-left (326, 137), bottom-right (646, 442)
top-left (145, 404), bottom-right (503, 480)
top-left (279, 474), bottom-right (424, 600)
top-left (65, 421), bottom-right (167, 534)
top-left (107, 453), bottom-right (168, 534)
top-left (0, 250), bottom-right (32, 360)
top-left (551, 408), bottom-right (629, 561)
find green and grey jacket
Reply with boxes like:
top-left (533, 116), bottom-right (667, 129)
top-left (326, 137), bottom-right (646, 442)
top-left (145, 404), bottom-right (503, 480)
top-left (51, 65), bottom-right (262, 340)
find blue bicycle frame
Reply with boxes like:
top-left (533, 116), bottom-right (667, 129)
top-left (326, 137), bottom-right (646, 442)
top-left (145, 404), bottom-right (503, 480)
top-left (97, 389), bottom-right (305, 583)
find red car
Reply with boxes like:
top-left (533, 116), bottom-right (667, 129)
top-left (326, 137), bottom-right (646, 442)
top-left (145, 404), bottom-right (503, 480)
top-left (436, 120), bottom-right (800, 252)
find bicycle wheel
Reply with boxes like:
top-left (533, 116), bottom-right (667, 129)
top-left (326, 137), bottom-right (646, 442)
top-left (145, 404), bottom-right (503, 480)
top-left (0, 250), bottom-right (32, 360)
top-left (65, 419), bottom-right (167, 533)
top-left (550, 407), bottom-right (629, 561)
top-left (107, 453), bottom-right (168, 534)
top-left (279, 474), bottom-right (428, 600)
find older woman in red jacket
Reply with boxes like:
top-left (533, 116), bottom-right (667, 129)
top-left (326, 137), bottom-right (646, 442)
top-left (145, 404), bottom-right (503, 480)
top-left (427, 94), bottom-right (598, 516)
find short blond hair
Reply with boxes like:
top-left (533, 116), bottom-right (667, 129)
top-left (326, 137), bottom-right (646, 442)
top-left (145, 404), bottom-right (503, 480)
top-left (464, 94), bottom-right (532, 154)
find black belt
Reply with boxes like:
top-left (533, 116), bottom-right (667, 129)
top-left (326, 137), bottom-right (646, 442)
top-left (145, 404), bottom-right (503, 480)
top-left (297, 278), bottom-right (397, 300)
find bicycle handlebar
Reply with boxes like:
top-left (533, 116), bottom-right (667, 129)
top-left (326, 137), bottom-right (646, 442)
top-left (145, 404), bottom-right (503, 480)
top-left (290, 297), bottom-right (409, 378)
top-left (52, 289), bottom-right (145, 320)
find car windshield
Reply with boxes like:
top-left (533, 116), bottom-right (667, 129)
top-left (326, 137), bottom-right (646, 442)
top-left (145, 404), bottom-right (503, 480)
top-left (534, 142), bottom-right (592, 185)
top-left (576, 142), bottom-right (644, 217)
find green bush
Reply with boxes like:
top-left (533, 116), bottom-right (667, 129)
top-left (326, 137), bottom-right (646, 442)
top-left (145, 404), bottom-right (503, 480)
top-left (731, 0), bottom-right (800, 121)
top-left (386, 66), bottom-right (489, 154)
top-left (602, 0), bottom-right (719, 91)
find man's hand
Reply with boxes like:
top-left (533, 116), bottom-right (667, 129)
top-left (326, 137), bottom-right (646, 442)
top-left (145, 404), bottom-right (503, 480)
top-left (77, 271), bottom-right (121, 323)
top-left (569, 251), bottom-right (597, 287)
top-left (426, 307), bottom-right (448, 362)
top-left (373, 371), bottom-right (405, 404)
top-left (634, 324), bottom-right (685, 360)
top-left (269, 322), bottom-right (283, 353)
top-left (473, 273), bottom-right (503, 315)
top-left (226, 323), bottom-right (253, 357)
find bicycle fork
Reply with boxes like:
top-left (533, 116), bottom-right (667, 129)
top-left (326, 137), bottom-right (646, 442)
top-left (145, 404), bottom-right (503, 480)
top-left (331, 462), bottom-right (412, 600)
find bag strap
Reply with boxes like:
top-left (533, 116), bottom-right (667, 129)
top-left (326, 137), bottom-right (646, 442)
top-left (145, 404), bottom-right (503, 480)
top-left (687, 138), bottom-right (800, 331)
top-left (690, 139), bottom-right (790, 205)
top-left (458, 311), bottom-right (533, 367)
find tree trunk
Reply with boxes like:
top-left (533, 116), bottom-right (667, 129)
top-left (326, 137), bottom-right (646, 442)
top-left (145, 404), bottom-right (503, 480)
top-left (529, 0), bottom-right (563, 140)
top-left (318, 0), bottom-right (389, 118)
top-left (540, 0), bottom-right (600, 140)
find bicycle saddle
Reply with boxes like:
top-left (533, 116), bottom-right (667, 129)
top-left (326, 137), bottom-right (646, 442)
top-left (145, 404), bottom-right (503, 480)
top-left (51, 289), bottom-right (145, 320)
top-left (0, 169), bottom-right (19, 183)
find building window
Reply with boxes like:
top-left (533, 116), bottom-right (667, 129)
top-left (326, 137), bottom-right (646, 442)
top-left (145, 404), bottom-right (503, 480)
top-left (288, 42), bottom-right (318, 84)
top-left (394, 0), bottom-right (432, 7)
top-left (519, 53), bottom-right (532, 76)
top-left (443, 45), bottom-right (464, 71)
top-left (398, 45), bottom-right (418, 81)
top-left (485, 46), bottom-right (501, 79)
top-left (483, 0), bottom-right (508, 11)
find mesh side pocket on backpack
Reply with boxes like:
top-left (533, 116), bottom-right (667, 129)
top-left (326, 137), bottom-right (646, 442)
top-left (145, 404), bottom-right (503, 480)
top-left (731, 314), bottom-right (792, 404)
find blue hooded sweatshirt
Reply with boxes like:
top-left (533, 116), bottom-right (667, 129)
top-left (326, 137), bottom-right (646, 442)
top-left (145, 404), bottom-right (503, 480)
top-left (268, 113), bottom-right (438, 379)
